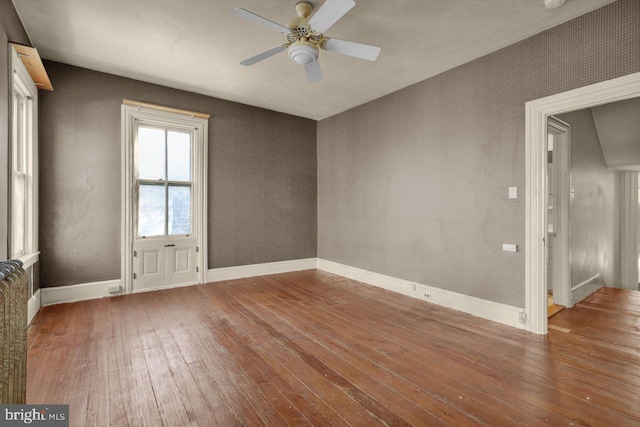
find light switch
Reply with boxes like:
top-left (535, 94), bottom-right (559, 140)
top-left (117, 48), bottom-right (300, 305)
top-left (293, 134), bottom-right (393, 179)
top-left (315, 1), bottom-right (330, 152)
top-left (503, 244), bottom-right (518, 253)
top-left (508, 187), bottom-right (517, 199)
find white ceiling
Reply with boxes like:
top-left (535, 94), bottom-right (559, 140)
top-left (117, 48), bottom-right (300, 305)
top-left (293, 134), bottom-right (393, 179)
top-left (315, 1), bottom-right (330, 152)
top-left (592, 97), bottom-right (640, 170)
top-left (13, 0), bottom-right (614, 120)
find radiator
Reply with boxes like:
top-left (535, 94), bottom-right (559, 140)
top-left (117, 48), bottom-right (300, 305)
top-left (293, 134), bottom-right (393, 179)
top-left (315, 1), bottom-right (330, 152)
top-left (0, 260), bottom-right (28, 404)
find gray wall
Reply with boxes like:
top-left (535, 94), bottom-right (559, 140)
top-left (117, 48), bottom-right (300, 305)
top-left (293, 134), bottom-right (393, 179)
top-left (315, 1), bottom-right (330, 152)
top-left (39, 62), bottom-right (317, 288)
top-left (317, 0), bottom-right (640, 308)
top-left (559, 109), bottom-right (621, 288)
top-left (0, 0), bottom-right (31, 261)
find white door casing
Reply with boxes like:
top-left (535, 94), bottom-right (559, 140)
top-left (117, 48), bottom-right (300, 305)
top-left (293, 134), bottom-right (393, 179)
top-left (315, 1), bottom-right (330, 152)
top-left (525, 72), bottom-right (640, 334)
top-left (122, 104), bottom-right (208, 294)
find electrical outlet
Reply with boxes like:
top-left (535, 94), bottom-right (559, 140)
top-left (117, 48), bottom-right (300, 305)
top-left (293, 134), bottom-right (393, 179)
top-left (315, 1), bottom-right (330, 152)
top-left (502, 244), bottom-right (518, 253)
top-left (508, 187), bottom-right (517, 199)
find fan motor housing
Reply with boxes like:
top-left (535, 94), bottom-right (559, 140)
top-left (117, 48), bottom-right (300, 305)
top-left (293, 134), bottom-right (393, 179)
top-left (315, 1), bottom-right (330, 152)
top-left (294, 2), bottom-right (313, 18)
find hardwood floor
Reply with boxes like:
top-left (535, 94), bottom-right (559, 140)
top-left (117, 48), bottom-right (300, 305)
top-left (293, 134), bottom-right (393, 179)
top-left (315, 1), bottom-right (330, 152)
top-left (547, 294), bottom-right (564, 318)
top-left (27, 270), bottom-right (640, 426)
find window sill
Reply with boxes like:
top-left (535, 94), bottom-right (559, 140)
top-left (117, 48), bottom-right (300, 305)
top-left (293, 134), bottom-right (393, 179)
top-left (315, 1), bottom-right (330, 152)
top-left (16, 251), bottom-right (40, 270)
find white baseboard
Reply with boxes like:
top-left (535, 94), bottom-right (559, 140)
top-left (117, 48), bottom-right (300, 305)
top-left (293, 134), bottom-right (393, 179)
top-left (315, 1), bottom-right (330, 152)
top-left (41, 279), bottom-right (123, 306)
top-left (208, 258), bottom-right (318, 282)
top-left (317, 259), bottom-right (525, 330)
top-left (572, 273), bottom-right (604, 305)
top-left (27, 289), bottom-right (41, 325)
top-left (38, 258), bottom-right (318, 306)
top-left (38, 258), bottom-right (525, 331)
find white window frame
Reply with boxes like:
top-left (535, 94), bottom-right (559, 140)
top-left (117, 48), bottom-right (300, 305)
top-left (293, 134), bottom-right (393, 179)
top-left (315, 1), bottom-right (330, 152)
top-left (134, 124), bottom-right (195, 239)
top-left (121, 104), bottom-right (208, 294)
top-left (9, 46), bottom-right (39, 269)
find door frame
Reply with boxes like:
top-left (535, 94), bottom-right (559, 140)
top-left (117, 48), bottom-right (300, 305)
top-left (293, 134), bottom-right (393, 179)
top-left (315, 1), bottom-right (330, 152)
top-left (525, 71), bottom-right (640, 334)
top-left (546, 116), bottom-right (571, 308)
top-left (121, 103), bottom-right (209, 294)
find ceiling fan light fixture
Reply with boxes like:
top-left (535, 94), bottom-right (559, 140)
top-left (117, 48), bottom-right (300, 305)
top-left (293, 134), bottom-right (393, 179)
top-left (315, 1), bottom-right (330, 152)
top-left (233, 0), bottom-right (379, 82)
top-left (544, 0), bottom-right (566, 9)
top-left (288, 41), bottom-right (319, 65)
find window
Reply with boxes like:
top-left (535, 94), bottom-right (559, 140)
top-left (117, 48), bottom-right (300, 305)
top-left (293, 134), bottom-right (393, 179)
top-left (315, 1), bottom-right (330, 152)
top-left (136, 126), bottom-right (193, 237)
top-left (122, 101), bottom-right (209, 293)
top-left (10, 47), bottom-right (38, 265)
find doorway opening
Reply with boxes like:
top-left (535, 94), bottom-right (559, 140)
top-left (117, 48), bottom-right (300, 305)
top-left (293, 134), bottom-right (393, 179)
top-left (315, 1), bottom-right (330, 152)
top-left (525, 72), bottom-right (640, 334)
top-left (121, 102), bottom-right (209, 294)
top-left (546, 117), bottom-right (571, 316)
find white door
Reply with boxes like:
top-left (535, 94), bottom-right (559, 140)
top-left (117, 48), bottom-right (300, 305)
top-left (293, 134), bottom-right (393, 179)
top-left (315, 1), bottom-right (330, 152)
top-left (133, 125), bottom-right (198, 292)
top-left (546, 131), bottom-right (556, 294)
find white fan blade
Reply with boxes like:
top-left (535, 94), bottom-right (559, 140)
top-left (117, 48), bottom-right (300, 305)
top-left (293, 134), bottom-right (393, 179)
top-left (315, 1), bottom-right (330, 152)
top-left (304, 61), bottom-right (323, 83)
top-left (324, 38), bottom-right (380, 61)
top-left (240, 45), bottom-right (287, 66)
top-left (308, 0), bottom-right (355, 33)
top-left (230, 8), bottom-right (290, 34)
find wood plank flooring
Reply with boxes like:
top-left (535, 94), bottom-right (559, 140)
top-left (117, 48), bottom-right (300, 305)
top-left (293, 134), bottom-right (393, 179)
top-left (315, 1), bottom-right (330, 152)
top-left (26, 270), bottom-right (640, 426)
top-left (547, 294), bottom-right (564, 318)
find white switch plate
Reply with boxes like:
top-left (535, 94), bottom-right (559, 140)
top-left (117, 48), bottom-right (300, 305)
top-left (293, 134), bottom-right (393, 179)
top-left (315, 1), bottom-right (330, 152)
top-left (508, 187), bottom-right (517, 199)
top-left (503, 244), bottom-right (518, 253)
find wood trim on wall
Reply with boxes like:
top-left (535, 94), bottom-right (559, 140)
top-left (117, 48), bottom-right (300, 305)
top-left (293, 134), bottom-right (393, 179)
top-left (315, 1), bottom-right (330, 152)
top-left (571, 273), bottom-right (604, 305)
top-left (37, 257), bottom-right (527, 332)
top-left (208, 258), bottom-right (318, 282)
top-left (9, 43), bottom-right (53, 91)
top-left (317, 259), bottom-right (525, 330)
top-left (122, 99), bottom-right (210, 120)
top-left (27, 289), bottom-right (40, 325)
top-left (40, 279), bottom-right (122, 306)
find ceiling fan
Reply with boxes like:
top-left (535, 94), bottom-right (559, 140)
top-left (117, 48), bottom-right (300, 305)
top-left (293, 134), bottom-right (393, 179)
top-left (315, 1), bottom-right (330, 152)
top-left (231, 0), bottom-right (380, 83)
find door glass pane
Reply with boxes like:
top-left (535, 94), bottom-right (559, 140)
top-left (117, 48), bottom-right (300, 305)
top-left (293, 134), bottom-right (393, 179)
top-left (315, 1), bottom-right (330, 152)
top-left (138, 184), bottom-right (166, 236)
top-left (167, 131), bottom-right (191, 181)
top-left (138, 127), bottom-right (165, 180)
top-left (168, 185), bottom-right (191, 235)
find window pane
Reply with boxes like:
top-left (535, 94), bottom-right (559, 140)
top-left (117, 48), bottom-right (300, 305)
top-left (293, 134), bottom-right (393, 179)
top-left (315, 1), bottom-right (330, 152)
top-left (168, 185), bottom-right (191, 235)
top-left (12, 94), bottom-right (19, 171)
top-left (138, 127), bottom-right (165, 180)
top-left (138, 184), bottom-right (166, 236)
top-left (11, 172), bottom-right (25, 257)
top-left (167, 131), bottom-right (191, 181)
top-left (17, 99), bottom-right (26, 172)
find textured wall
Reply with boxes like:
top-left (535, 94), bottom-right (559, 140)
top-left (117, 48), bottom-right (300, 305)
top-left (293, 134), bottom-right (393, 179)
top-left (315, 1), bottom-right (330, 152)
top-left (39, 62), bottom-right (316, 288)
top-left (559, 109), bottom-right (621, 288)
top-left (318, 0), bottom-right (640, 308)
top-left (0, 0), bottom-right (31, 261)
